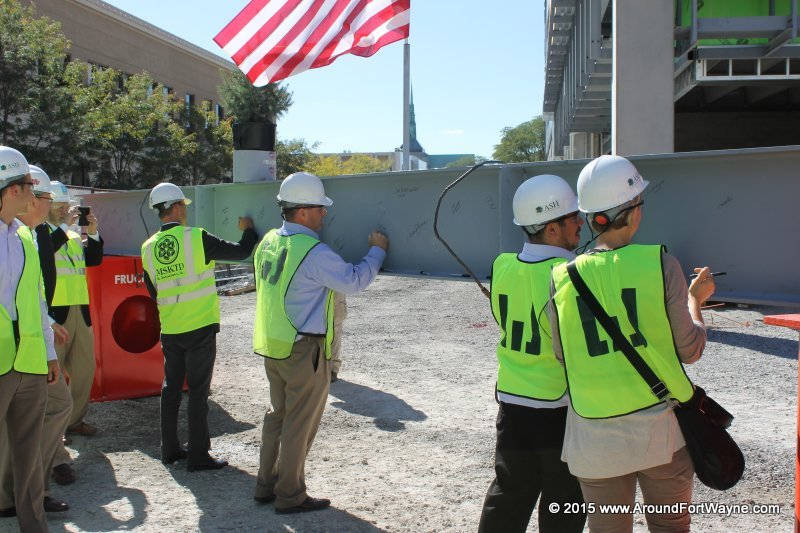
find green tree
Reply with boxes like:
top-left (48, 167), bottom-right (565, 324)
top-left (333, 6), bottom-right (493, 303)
top-left (218, 69), bottom-right (292, 123)
top-left (65, 64), bottom-right (194, 188)
top-left (275, 138), bottom-right (316, 180)
top-left (492, 116), bottom-right (546, 163)
top-left (306, 153), bottom-right (390, 176)
top-left (0, 0), bottom-right (78, 176)
top-left (171, 100), bottom-right (234, 185)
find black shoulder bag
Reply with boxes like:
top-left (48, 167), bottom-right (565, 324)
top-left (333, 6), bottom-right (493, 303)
top-left (566, 261), bottom-right (744, 490)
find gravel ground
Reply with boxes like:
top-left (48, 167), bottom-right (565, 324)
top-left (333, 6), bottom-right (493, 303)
top-left (1, 275), bottom-right (795, 532)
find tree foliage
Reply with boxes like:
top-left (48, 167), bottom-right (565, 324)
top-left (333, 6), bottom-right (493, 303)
top-left (0, 0), bottom-right (77, 176)
top-left (218, 69), bottom-right (292, 124)
top-left (275, 138), bottom-right (316, 180)
top-left (306, 153), bottom-right (390, 177)
top-left (0, 0), bottom-right (236, 188)
top-left (492, 116), bottom-right (546, 163)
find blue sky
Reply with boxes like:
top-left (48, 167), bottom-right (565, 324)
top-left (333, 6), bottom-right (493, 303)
top-left (104, 1), bottom-right (545, 158)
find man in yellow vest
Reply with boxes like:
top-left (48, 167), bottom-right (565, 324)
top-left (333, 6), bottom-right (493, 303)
top-left (46, 180), bottom-right (103, 485)
top-left (252, 172), bottom-right (388, 513)
top-left (0, 164), bottom-right (72, 519)
top-left (0, 145), bottom-right (61, 533)
top-left (142, 182), bottom-right (257, 471)
top-left (478, 174), bottom-right (586, 533)
top-left (550, 155), bottom-right (715, 532)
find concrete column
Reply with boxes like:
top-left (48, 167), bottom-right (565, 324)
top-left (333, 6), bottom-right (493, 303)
top-left (569, 132), bottom-right (589, 159)
top-left (611, 0), bottom-right (674, 156)
top-left (563, 145), bottom-right (572, 160)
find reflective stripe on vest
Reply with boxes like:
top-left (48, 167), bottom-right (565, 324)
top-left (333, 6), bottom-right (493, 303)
top-left (253, 229), bottom-right (335, 360)
top-left (141, 226), bottom-right (219, 334)
top-left (0, 225), bottom-right (48, 375)
top-left (491, 254), bottom-right (567, 403)
top-left (552, 244), bottom-right (694, 419)
top-left (51, 229), bottom-right (89, 306)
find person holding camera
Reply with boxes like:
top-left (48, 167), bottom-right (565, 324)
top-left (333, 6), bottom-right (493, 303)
top-left (549, 155), bottom-right (715, 532)
top-left (46, 181), bottom-right (104, 485)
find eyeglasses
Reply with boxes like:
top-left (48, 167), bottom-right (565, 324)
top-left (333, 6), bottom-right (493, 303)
top-left (16, 181), bottom-right (35, 189)
top-left (34, 194), bottom-right (53, 202)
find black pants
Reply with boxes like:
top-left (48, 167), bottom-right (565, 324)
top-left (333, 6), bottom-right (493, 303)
top-left (160, 328), bottom-right (217, 462)
top-left (478, 403), bottom-right (586, 533)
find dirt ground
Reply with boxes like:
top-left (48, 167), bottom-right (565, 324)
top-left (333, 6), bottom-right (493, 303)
top-left (1, 274), bottom-right (796, 532)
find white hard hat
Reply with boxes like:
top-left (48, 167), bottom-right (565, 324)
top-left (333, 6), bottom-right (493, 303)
top-left (512, 174), bottom-right (578, 227)
top-left (277, 172), bottom-right (333, 207)
top-left (149, 182), bottom-right (191, 209)
top-left (0, 146), bottom-right (30, 189)
top-left (577, 155), bottom-right (649, 213)
top-left (50, 181), bottom-right (72, 203)
top-left (28, 165), bottom-right (52, 197)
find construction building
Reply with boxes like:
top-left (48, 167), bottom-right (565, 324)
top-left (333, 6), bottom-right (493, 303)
top-left (544, 0), bottom-right (800, 160)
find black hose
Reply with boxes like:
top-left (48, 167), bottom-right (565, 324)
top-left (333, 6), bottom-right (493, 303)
top-left (433, 160), bottom-right (502, 299)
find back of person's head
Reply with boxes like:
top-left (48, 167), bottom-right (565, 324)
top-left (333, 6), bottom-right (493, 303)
top-left (577, 155), bottom-right (648, 233)
top-left (512, 174), bottom-right (578, 241)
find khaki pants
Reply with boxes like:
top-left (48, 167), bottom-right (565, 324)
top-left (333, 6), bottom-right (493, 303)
top-left (330, 292), bottom-right (347, 374)
top-left (0, 375), bottom-right (72, 507)
top-left (0, 371), bottom-right (48, 533)
top-left (255, 337), bottom-right (330, 509)
top-left (54, 305), bottom-right (95, 465)
top-left (578, 447), bottom-right (694, 533)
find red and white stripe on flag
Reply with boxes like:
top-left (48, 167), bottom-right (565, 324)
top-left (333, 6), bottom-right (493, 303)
top-left (214, 0), bottom-right (410, 87)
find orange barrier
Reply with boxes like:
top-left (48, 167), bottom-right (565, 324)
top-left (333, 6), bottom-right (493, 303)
top-left (87, 255), bottom-right (164, 402)
top-left (763, 313), bottom-right (800, 533)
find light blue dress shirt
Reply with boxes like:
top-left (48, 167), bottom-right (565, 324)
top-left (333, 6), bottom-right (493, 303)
top-left (277, 221), bottom-right (386, 335)
top-left (1, 218), bottom-right (57, 361)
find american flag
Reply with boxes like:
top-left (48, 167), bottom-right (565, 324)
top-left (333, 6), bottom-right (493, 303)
top-left (214, 0), bottom-right (410, 87)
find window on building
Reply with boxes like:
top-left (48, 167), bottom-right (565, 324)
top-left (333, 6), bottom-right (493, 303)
top-left (215, 104), bottom-right (224, 124)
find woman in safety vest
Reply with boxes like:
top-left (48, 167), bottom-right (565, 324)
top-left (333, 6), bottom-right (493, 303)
top-left (550, 155), bottom-right (715, 532)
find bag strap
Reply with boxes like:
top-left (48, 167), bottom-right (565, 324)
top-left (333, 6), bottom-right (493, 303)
top-left (565, 261), bottom-right (670, 401)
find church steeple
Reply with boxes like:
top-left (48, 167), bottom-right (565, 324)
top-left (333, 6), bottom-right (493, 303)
top-left (404, 86), bottom-right (424, 154)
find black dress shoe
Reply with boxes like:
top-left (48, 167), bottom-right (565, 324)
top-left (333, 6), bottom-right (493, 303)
top-left (161, 447), bottom-right (188, 465)
top-left (254, 494), bottom-right (276, 504)
top-left (186, 456), bottom-right (228, 472)
top-left (275, 496), bottom-right (331, 514)
top-left (0, 507), bottom-right (15, 518)
top-left (43, 496), bottom-right (69, 513)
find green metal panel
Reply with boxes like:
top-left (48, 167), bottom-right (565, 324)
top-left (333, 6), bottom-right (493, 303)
top-left (676, 0), bottom-right (800, 45)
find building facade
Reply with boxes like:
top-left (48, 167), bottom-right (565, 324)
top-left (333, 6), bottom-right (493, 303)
top-left (544, 0), bottom-right (800, 160)
top-left (31, 0), bottom-right (235, 119)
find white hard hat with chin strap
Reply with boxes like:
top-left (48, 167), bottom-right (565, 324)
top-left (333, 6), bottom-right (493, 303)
top-left (277, 172), bottom-right (333, 208)
top-left (29, 165), bottom-right (53, 197)
top-left (149, 182), bottom-right (192, 210)
top-left (577, 155), bottom-right (648, 216)
top-left (512, 174), bottom-right (579, 233)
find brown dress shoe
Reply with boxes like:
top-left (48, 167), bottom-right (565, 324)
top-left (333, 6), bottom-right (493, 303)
top-left (275, 496), bottom-right (331, 514)
top-left (66, 422), bottom-right (97, 436)
top-left (52, 463), bottom-right (76, 486)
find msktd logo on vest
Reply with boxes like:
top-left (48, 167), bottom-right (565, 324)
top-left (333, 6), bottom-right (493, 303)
top-left (155, 234), bottom-right (180, 264)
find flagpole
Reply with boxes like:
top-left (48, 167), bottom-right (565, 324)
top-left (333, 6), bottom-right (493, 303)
top-left (402, 39), bottom-right (411, 171)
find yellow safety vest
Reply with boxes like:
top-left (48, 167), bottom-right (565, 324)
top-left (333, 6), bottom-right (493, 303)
top-left (141, 225), bottom-right (219, 335)
top-left (491, 254), bottom-right (568, 402)
top-left (51, 228), bottom-right (89, 306)
top-left (253, 229), bottom-right (334, 359)
top-left (0, 225), bottom-right (48, 375)
top-left (552, 244), bottom-right (694, 418)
